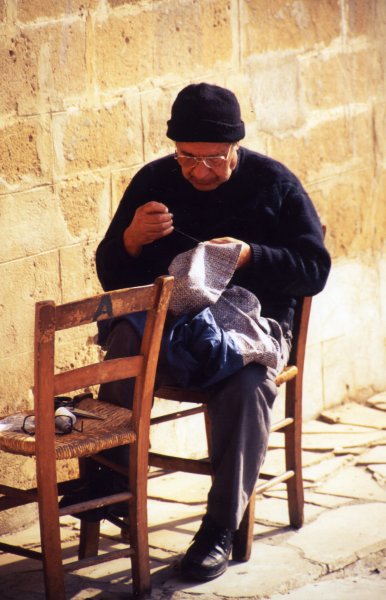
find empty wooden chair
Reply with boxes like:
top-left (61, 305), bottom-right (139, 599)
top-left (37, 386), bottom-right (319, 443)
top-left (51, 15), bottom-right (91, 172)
top-left (0, 275), bottom-right (173, 599)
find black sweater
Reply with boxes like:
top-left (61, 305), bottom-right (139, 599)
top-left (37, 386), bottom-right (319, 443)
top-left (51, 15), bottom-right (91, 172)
top-left (96, 147), bottom-right (331, 334)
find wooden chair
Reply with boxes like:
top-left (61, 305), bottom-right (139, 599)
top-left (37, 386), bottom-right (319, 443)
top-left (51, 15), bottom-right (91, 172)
top-left (0, 275), bottom-right (173, 600)
top-left (149, 291), bottom-right (313, 561)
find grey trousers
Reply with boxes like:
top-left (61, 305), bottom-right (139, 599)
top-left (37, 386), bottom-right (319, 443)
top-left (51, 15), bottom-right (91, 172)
top-left (99, 320), bottom-right (281, 531)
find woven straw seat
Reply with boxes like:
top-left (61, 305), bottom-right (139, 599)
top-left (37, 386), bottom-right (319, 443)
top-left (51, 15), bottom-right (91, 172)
top-left (0, 276), bottom-right (173, 600)
top-left (0, 399), bottom-right (135, 459)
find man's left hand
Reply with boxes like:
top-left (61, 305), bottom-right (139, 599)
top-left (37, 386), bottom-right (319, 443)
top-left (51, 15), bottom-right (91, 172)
top-left (208, 237), bottom-right (252, 269)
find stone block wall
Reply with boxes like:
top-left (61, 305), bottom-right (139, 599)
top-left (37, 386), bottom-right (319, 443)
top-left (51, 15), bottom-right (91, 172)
top-left (0, 0), bottom-right (385, 529)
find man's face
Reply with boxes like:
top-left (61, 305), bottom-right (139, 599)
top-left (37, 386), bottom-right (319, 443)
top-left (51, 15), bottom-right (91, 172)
top-left (175, 142), bottom-right (239, 191)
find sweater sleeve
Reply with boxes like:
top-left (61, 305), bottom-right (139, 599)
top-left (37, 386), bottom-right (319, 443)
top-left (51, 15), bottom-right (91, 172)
top-left (96, 172), bottom-right (160, 291)
top-left (247, 179), bottom-right (331, 298)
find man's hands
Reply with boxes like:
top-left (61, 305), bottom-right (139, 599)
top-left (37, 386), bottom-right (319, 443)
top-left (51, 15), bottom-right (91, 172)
top-left (123, 203), bottom-right (252, 269)
top-left (123, 201), bottom-right (173, 257)
top-left (209, 236), bottom-right (252, 269)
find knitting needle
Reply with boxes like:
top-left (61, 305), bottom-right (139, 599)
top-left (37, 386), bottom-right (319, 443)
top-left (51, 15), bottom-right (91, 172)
top-left (156, 199), bottom-right (201, 244)
top-left (173, 227), bottom-right (201, 244)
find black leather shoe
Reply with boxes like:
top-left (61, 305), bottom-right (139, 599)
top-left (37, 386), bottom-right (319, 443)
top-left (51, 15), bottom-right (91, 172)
top-left (180, 514), bottom-right (233, 581)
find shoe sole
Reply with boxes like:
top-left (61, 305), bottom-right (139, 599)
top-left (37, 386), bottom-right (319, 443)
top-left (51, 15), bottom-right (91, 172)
top-left (180, 560), bottom-right (229, 582)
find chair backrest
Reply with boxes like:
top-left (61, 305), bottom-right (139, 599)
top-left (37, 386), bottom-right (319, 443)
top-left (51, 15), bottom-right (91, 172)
top-left (288, 295), bottom-right (312, 371)
top-left (33, 276), bottom-right (174, 458)
top-left (288, 225), bottom-right (326, 374)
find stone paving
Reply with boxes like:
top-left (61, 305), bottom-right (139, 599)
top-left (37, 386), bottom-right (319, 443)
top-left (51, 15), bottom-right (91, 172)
top-left (0, 394), bottom-right (386, 599)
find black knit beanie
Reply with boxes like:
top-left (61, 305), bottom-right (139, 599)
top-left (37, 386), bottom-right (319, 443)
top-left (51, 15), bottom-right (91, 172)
top-left (166, 83), bottom-right (245, 142)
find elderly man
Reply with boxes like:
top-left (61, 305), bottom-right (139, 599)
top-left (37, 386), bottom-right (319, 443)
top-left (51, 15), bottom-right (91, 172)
top-left (95, 83), bottom-right (331, 581)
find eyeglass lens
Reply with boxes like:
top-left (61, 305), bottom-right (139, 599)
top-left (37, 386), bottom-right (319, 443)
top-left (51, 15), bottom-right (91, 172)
top-left (21, 414), bottom-right (83, 435)
top-left (175, 145), bottom-right (233, 169)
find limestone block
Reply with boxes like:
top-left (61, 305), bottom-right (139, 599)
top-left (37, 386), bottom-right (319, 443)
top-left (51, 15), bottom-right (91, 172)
top-left (58, 174), bottom-right (110, 240)
top-left (0, 31), bottom-right (37, 115)
top-left (141, 87), bottom-right (178, 161)
top-left (321, 403), bottom-right (386, 430)
top-left (306, 259), bottom-right (386, 403)
top-left (23, 20), bottom-right (87, 113)
top-left (302, 454), bottom-right (352, 483)
top-left (267, 111), bottom-right (374, 184)
top-left (111, 165), bottom-right (143, 213)
top-left (374, 102), bottom-right (386, 163)
top-left (380, 254), bottom-right (386, 339)
top-left (302, 342), bottom-right (324, 420)
top-left (311, 259), bottom-right (383, 343)
top-left (0, 187), bottom-right (71, 263)
top-left (323, 333), bottom-right (385, 409)
top-left (282, 424), bottom-right (384, 452)
top-left (0, 22), bottom-right (87, 116)
top-left (355, 446), bottom-right (386, 465)
top-left (17, 0), bottom-right (98, 21)
top-left (55, 324), bottom-right (101, 377)
top-left (0, 119), bottom-right (50, 191)
top-left (55, 98), bottom-right (143, 176)
top-left (0, 352), bottom-right (34, 413)
top-left (225, 74), bottom-right (258, 127)
top-left (109, 0), bottom-right (139, 7)
top-left (367, 391), bottom-right (386, 412)
top-left (147, 498), bottom-right (203, 553)
top-left (153, 0), bottom-right (233, 75)
top-left (317, 469), bottom-right (386, 502)
top-left (302, 420), bottom-right (377, 435)
top-left (302, 49), bottom-right (385, 110)
top-left (1, 450), bottom-right (36, 490)
top-left (347, 0), bottom-right (386, 38)
top-left (374, 171), bottom-right (386, 256)
top-left (93, 0), bottom-right (232, 89)
top-left (367, 464), bottom-right (386, 480)
top-left (165, 541), bottom-right (323, 598)
top-left (270, 577), bottom-right (386, 600)
top-left (151, 398), bottom-right (208, 459)
top-left (0, 0), bottom-right (5, 21)
top-left (93, 6), bottom-right (154, 89)
top-left (302, 54), bottom-right (350, 110)
top-left (59, 241), bottom-right (103, 303)
top-left (0, 498), bottom-right (38, 537)
top-left (248, 57), bottom-right (305, 133)
top-left (241, 0), bottom-right (340, 55)
top-left (349, 49), bottom-right (385, 103)
top-left (302, 489), bottom-right (352, 508)
top-left (0, 251), bottom-right (61, 360)
top-left (180, 0), bottom-right (233, 71)
top-left (308, 169), bottom-right (378, 259)
top-left (147, 471), bottom-right (210, 504)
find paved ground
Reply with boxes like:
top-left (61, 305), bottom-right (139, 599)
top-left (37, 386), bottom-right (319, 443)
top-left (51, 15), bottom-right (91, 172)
top-left (1, 394), bottom-right (386, 599)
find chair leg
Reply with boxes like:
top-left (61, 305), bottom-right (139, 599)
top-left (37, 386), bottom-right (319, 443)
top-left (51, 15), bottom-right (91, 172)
top-left (129, 447), bottom-right (151, 598)
top-left (285, 421), bottom-right (304, 528)
top-left (285, 383), bottom-right (304, 529)
top-left (79, 521), bottom-right (100, 559)
top-left (77, 457), bottom-right (101, 559)
top-left (36, 465), bottom-right (66, 599)
top-left (232, 488), bottom-right (255, 562)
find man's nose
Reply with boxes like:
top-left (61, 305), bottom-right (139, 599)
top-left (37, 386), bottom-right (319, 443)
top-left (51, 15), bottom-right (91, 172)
top-left (192, 160), bottom-right (210, 177)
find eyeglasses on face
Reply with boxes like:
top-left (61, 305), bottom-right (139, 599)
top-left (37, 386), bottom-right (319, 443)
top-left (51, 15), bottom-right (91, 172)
top-left (174, 144), bottom-right (234, 169)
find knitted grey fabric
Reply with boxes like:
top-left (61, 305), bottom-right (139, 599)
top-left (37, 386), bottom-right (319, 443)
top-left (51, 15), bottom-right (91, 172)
top-left (168, 242), bottom-right (241, 315)
top-left (168, 242), bottom-right (285, 371)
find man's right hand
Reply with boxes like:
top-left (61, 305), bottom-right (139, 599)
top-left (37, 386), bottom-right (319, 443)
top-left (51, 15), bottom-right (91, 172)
top-left (123, 201), bottom-right (174, 257)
